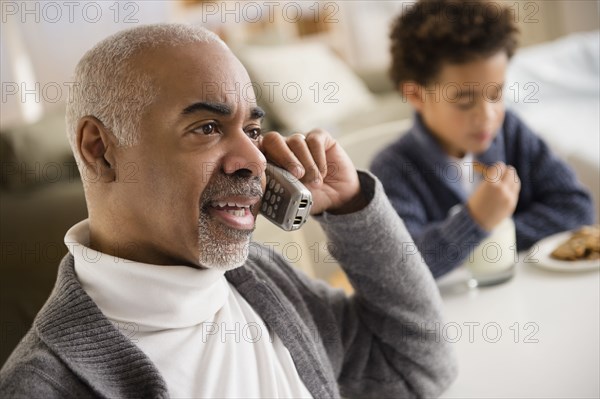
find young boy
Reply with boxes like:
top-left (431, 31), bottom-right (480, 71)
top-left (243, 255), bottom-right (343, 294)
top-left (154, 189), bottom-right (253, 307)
top-left (371, 0), bottom-right (594, 278)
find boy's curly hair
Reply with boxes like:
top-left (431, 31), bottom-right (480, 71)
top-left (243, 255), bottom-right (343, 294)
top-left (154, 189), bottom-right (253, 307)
top-left (390, 0), bottom-right (519, 88)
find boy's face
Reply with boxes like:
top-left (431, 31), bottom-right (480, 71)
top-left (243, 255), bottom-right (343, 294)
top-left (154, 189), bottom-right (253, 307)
top-left (406, 51), bottom-right (508, 158)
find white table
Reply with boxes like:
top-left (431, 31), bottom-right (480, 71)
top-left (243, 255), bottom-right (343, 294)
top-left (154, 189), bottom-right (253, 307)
top-left (438, 257), bottom-right (600, 398)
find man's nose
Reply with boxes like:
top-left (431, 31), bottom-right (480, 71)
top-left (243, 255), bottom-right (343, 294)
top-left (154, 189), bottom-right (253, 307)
top-left (221, 131), bottom-right (266, 178)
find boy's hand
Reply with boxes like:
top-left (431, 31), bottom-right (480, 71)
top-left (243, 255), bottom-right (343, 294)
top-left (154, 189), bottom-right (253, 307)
top-left (260, 129), bottom-right (367, 215)
top-left (467, 162), bottom-right (521, 231)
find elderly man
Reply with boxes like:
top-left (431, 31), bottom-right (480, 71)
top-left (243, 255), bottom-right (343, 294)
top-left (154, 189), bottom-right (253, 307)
top-left (0, 24), bottom-right (456, 398)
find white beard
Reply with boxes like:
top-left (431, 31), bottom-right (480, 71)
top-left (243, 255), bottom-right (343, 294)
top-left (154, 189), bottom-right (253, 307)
top-left (197, 212), bottom-right (253, 271)
top-left (195, 173), bottom-right (263, 271)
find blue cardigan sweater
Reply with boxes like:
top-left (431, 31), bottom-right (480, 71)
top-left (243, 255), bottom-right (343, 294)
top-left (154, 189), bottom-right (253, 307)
top-left (371, 111), bottom-right (594, 278)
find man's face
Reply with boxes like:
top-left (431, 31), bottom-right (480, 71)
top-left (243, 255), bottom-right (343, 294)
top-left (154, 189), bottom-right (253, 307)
top-left (412, 51), bottom-right (508, 158)
top-left (110, 42), bottom-right (266, 270)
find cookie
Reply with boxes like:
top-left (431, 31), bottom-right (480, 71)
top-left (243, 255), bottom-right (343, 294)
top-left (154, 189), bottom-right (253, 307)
top-left (550, 225), bottom-right (600, 261)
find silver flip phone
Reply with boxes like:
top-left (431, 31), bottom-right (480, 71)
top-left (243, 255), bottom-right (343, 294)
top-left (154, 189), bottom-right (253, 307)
top-left (260, 164), bottom-right (313, 231)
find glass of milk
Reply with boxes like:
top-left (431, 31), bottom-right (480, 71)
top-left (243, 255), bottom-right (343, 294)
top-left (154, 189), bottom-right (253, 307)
top-left (464, 217), bottom-right (517, 287)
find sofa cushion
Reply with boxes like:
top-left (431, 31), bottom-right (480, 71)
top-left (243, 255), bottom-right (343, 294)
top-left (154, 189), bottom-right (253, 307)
top-left (0, 108), bottom-right (77, 190)
top-left (236, 42), bottom-right (376, 134)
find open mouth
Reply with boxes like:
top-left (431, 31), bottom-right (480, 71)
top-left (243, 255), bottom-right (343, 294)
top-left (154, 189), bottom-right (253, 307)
top-left (210, 201), bottom-right (252, 216)
top-left (206, 198), bottom-right (259, 230)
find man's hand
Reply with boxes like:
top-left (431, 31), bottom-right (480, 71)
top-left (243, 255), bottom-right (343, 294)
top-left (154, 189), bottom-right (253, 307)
top-left (467, 162), bottom-right (521, 231)
top-left (260, 129), bottom-right (367, 215)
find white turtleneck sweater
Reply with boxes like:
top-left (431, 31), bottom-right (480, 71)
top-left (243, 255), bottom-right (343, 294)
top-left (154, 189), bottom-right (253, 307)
top-left (65, 220), bottom-right (312, 399)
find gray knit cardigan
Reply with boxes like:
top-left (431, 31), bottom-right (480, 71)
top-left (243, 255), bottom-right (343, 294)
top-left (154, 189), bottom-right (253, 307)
top-left (0, 172), bottom-right (457, 398)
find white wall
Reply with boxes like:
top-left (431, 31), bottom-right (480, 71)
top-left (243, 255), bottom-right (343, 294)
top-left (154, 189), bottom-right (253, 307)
top-left (559, 0), bottom-right (600, 37)
top-left (1, 0), bottom-right (169, 129)
top-left (2, 0), bottom-right (599, 130)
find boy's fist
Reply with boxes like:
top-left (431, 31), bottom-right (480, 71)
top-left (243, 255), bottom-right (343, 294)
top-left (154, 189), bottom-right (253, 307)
top-left (467, 162), bottom-right (521, 231)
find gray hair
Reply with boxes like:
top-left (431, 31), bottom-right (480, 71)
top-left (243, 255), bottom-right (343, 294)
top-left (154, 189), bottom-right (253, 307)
top-left (65, 24), bottom-right (224, 174)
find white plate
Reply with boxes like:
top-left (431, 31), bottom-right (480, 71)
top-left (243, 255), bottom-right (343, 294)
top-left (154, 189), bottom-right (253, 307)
top-left (527, 231), bottom-right (600, 272)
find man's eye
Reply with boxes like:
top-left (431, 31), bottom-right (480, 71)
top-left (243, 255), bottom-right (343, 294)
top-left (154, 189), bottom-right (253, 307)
top-left (246, 128), bottom-right (261, 140)
top-left (194, 123), bottom-right (217, 135)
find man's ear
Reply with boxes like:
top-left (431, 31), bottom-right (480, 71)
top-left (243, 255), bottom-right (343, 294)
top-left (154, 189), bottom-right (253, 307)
top-left (77, 116), bottom-right (117, 184)
top-left (400, 81), bottom-right (424, 112)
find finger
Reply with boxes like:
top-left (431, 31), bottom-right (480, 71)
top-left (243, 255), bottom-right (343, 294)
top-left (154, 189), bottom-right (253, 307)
top-left (511, 165), bottom-right (520, 180)
top-left (501, 165), bottom-right (514, 183)
top-left (486, 162), bottom-right (506, 183)
top-left (503, 165), bottom-right (521, 193)
top-left (261, 131), bottom-right (305, 179)
top-left (287, 133), bottom-right (323, 185)
top-left (305, 130), bottom-right (328, 178)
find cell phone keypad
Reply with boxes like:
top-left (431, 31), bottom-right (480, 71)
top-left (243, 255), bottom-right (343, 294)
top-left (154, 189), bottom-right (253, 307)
top-left (263, 174), bottom-right (286, 220)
